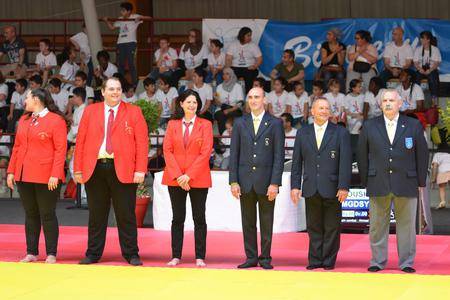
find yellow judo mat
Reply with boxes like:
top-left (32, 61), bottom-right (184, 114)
top-left (1, 262), bottom-right (450, 300)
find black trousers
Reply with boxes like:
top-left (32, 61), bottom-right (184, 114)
top-left (231, 67), bottom-right (259, 94)
top-left (240, 188), bottom-right (275, 263)
top-left (84, 160), bottom-right (139, 261)
top-left (17, 182), bottom-right (60, 256)
top-left (0, 106), bottom-right (9, 131)
top-left (305, 192), bottom-right (342, 267)
top-left (168, 186), bottom-right (208, 259)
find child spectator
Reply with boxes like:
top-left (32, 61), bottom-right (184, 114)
top-left (55, 46), bottom-right (80, 90)
top-left (206, 39), bottom-right (225, 85)
top-left (138, 77), bottom-right (158, 103)
top-left (192, 68), bottom-right (213, 121)
top-left (93, 50), bottom-right (118, 87)
top-left (396, 69), bottom-right (424, 114)
top-left (215, 117), bottom-right (233, 170)
top-left (34, 38), bottom-right (57, 84)
top-left (70, 23), bottom-right (93, 85)
top-left (288, 81), bottom-right (309, 127)
top-left (122, 84), bottom-right (137, 103)
top-left (7, 78), bottom-right (27, 132)
top-left (48, 78), bottom-right (70, 114)
top-left (149, 35), bottom-right (178, 83)
top-left (67, 87), bottom-right (87, 143)
top-left (29, 74), bottom-right (43, 90)
top-left (155, 76), bottom-right (178, 127)
top-left (268, 77), bottom-right (290, 117)
top-left (0, 73), bottom-right (8, 131)
top-left (324, 79), bottom-right (345, 124)
top-left (308, 80), bottom-right (325, 123)
top-left (432, 145), bottom-right (450, 209)
top-left (281, 113), bottom-right (297, 161)
top-left (344, 79), bottom-right (365, 135)
top-left (363, 76), bottom-right (384, 120)
top-left (69, 71), bottom-right (94, 102)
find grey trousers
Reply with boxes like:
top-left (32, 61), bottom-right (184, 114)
top-left (369, 193), bottom-right (417, 269)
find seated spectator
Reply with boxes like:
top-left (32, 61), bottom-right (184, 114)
top-left (155, 76), bottom-right (178, 128)
top-left (55, 46), bottom-right (80, 90)
top-left (0, 73), bottom-right (8, 130)
top-left (281, 113), bottom-right (297, 161)
top-left (431, 144), bottom-right (450, 209)
top-left (363, 76), bottom-right (384, 120)
top-left (270, 49), bottom-right (304, 91)
top-left (216, 117), bottom-right (233, 170)
top-left (324, 79), bottom-right (345, 124)
top-left (214, 67), bottom-right (244, 134)
top-left (70, 23), bottom-right (93, 85)
top-left (7, 78), bottom-right (27, 132)
top-left (226, 26), bottom-right (262, 93)
top-left (178, 29), bottom-right (208, 82)
top-left (48, 78), bottom-right (70, 114)
top-left (33, 38), bottom-right (57, 85)
top-left (397, 69), bottom-right (424, 114)
top-left (138, 77), bottom-right (158, 102)
top-left (29, 74), bottom-right (43, 90)
top-left (288, 81), bottom-right (309, 127)
top-left (148, 127), bottom-right (166, 177)
top-left (244, 77), bottom-right (268, 114)
top-left (344, 78), bottom-right (364, 135)
top-left (148, 35), bottom-right (178, 84)
top-left (414, 31), bottom-right (441, 101)
top-left (346, 30), bottom-right (378, 92)
top-left (0, 129), bottom-right (10, 193)
top-left (122, 84), bottom-right (137, 103)
top-left (192, 68), bottom-right (213, 121)
top-left (308, 80), bottom-right (325, 123)
top-left (319, 28), bottom-right (346, 92)
top-left (267, 77), bottom-right (290, 117)
top-left (206, 39), bottom-right (225, 85)
top-left (0, 25), bottom-right (28, 78)
top-left (67, 87), bottom-right (87, 143)
top-left (69, 71), bottom-right (94, 102)
top-left (380, 27), bottom-right (413, 84)
top-left (93, 50), bottom-right (118, 87)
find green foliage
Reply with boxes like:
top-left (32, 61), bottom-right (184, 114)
top-left (134, 99), bottom-right (160, 134)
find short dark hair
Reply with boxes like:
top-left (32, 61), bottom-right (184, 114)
top-left (159, 35), bottom-right (170, 43)
top-left (172, 89), bottom-right (203, 120)
top-left (39, 38), bottom-right (51, 48)
top-left (284, 49), bottom-right (295, 59)
top-left (120, 2), bottom-right (133, 12)
top-left (158, 75), bottom-right (171, 87)
top-left (143, 77), bottom-right (156, 87)
top-left (349, 78), bottom-right (363, 93)
top-left (274, 77), bottom-right (287, 87)
top-left (16, 78), bottom-right (28, 89)
top-left (237, 27), bottom-right (252, 44)
top-left (210, 39), bottom-right (223, 49)
top-left (355, 30), bottom-right (372, 43)
top-left (194, 67), bottom-right (206, 79)
top-left (312, 80), bottom-right (325, 91)
top-left (292, 81), bottom-right (304, 89)
top-left (369, 76), bottom-right (383, 89)
top-left (123, 84), bottom-right (135, 93)
top-left (75, 70), bottom-right (87, 82)
top-left (72, 87), bottom-right (86, 102)
top-left (29, 74), bottom-right (43, 86)
top-left (97, 50), bottom-right (110, 61)
top-left (49, 78), bottom-right (62, 88)
top-left (281, 113), bottom-right (294, 125)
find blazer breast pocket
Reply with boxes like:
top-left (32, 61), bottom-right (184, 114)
top-left (37, 131), bottom-right (51, 141)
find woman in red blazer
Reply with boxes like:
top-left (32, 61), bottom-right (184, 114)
top-left (7, 88), bottom-right (67, 264)
top-left (162, 89), bottom-right (213, 267)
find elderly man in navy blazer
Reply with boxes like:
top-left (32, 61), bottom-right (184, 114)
top-left (358, 89), bottom-right (428, 273)
top-left (291, 97), bottom-right (352, 270)
top-left (229, 87), bottom-right (285, 270)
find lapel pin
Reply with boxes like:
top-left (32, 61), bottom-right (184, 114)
top-left (401, 124), bottom-right (405, 128)
top-left (264, 122), bottom-right (268, 126)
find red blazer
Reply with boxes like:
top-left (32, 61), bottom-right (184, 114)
top-left (7, 112), bottom-right (67, 184)
top-left (162, 117), bottom-right (213, 188)
top-left (73, 101), bottom-right (149, 183)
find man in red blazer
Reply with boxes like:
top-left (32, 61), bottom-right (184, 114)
top-left (74, 77), bottom-right (148, 266)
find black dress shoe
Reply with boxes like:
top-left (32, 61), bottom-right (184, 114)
top-left (259, 261), bottom-right (274, 270)
top-left (79, 257), bottom-right (99, 265)
top-left (323, 266), bottom-right (335, 270)
top-left (401, 267), bottom-right (416, 273)
top-left (128, 257), bottom-right (143, 266)
top-left (367, 266), bottom-right (382, 272)
top-left (306, 265), bottom-right (322, 270)
top-left (237, 261), bottom-right (258, 269)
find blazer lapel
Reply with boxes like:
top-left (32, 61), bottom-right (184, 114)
top-left (99, 102), bottom-right (105, 135)
top-left (392, 115), bottom-right (407, 146)
top-left (319, 123), bottom-right (336, 152)
top-left (245, 114), bottom-right (256, 139)
top-left (375, 116), bottom-right (391, 145)
top-left (112, 101), bottom-right (127, 132)
top-left (307, 124), bottom-right (319, 152)
top-left (255, 112), bottom-right (271, 140)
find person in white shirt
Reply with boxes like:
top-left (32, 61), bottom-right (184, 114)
top-left (33, 38), bottom-right (57, 85)
top-left (216, 117), bottom-right (233, 170)
top-left (70, 23), bottom-right (93, 85)
top-left (138, 77), bottom-right (158, 104)
top-left (48, 78), bottom-right (70, 114)
top-left (94, 50), bottom-right (118, 87)
top-left (414, 31), bottom-right (441, 99)
top-left (363, 77), bottom-right (384, 120)
top-left (192, 68), bottom-right (213, 121)
top-left (149, 35), bottom-right (178, 83)
top-left (396, 69), bottom-right (424, 114)
top-left (122, 84), bottom-right (137, 103)
top-left (69, 71), bottom-right (95, 102)
top-left (288, 81), bottom-right (309, 128)
top-left (324, 79), bottom-right (345, 124)
top-left (267, 77), bottom-right (291, 118)
top-left (281, 113), bottom-right (297, 161)
top-left (55, 46), bottom-right (80, 90)
top-left (380, 27), bottom-right (413, 84)
top-left (102, 2), bottom-right (152, 84)
top-left (0, 73), bottom-right (9, 131)
top-left (226, 27), bottom-right (263, 93)
top-left (179, 29), bottom-right (208, 81)
top-left (67, 87), bottom-right (87, 143)
top-left (206, 39), bottom-right (225, 85)
top-left (29, 74), bottom-right (43, 90)
top-left (214, 67), bottom-right (244, 134)
top-left (344, 79), bottom-right (364, 135)
top-left (431, 145), bottom-right (450, 209)
top-left (7, 78), bottom-right (27, 132)
top-left (155, 76), bottom-right (178, 127)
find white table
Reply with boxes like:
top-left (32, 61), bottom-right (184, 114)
top-left (153, 171), bottom-right (306, 233)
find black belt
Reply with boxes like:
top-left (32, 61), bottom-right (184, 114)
top-left (98, 158), bottom-right (114, 163)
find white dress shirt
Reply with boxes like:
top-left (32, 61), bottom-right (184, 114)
top-left (384, 114), bottom-right (399, 144)
top-left (98, 102), bottom-right (120, 158)
top-left (182, 115), bottom-right (196, 135)
top-left (33, 107), bottom-right (49, 118)
top-left (314, 121), bottom-right (328, 148)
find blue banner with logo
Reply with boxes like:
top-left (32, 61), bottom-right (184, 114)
top-left (258, 18), bottom-right (450, 80)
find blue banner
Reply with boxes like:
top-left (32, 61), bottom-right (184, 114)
top-left (258, 18), bottom-right (450, 80)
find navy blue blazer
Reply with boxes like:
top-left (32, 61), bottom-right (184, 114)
top-left (357, 114), bottom-right (429, 198)
top-left (291, 122), bottom-right (352, 199)
top-left (229, 112), bottom-right (285, 195)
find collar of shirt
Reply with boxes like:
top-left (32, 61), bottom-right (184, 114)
top-left (384, 113), bottom-right (399, 126)
top-left (314, 120), bottom-right (328, 132)
top-left (183, 115), bottom-right (196, 126)
top-left (251, 110), bottom-right (265, 121)
top-left (33, 107), bottom-right (49, 118)
top-left (104, 102), bottom-right (120, 115)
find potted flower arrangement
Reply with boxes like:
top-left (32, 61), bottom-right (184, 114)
top-left (133, 99), bottom-right (160, 227)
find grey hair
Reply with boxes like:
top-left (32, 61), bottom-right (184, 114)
top-left (328, 28), bottom-right (343, 41)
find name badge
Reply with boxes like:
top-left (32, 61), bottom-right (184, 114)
top-left (330, 150), bottom-right (336, 159)
top-left (265, 138), bottom-right (270, 146)
top-left (405, 137), bottom-right (413, 149)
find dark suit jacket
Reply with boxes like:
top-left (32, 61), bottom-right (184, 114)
top-left (229, 112), bottom-right (285, 195)
top-left (357, 114), bottom-right (429, 197)
top-left (291, 122), bottom-right (352, 199)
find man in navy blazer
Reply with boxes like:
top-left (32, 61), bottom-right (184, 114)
top-left (291, 97), bottom-right (352, 270)
top-left (358, 89), bottom-right (428, 273)
top-left (229, 87), bottom-right (285, 269)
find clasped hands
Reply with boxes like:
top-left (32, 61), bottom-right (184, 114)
top-left (177, 174), bottom-right (191, 191)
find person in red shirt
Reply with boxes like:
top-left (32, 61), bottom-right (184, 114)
top-left (7, 88), bottom-right (68, 264)
top-left (162, 89), bottom-right (213, 267)
top-left (74, 77), bottom-right (148, 266)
